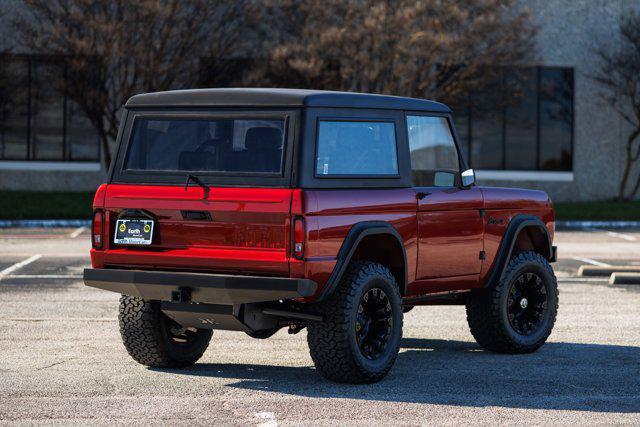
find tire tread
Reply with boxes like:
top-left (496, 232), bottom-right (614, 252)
top-left (466, 251), bottom-right (558, 354)
top-left (118, 295), bottom-right (211, 368)
top-left (307, 261), bottom-right (402, 383)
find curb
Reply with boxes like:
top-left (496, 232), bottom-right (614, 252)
top-left (0, 219), bottom-right (91, 228)
top-left (609, 272), bottom-right (640, 285)
top-left (578, 265), bottom-right (640, 277)
top-left (555, 220), bottom-right (640, 230)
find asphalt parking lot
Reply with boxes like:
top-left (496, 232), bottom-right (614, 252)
top-left (0, 228), bottom-right (639, 424)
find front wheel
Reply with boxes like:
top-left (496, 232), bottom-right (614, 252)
top-left (466, 251), bottom-right (558, 354)
top-left (307, 261), bottom-right (403, 384)
top-left (119, 295), bottom-right (212, 368)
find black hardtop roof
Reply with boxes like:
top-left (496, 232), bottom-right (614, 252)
top-left (125, 88), bottom-right (451, 113)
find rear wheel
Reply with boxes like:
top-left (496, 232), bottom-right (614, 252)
top-left (119, 295), bottom-right (212, 368)
top-left (307, 261), bottom-right (403, 383)
top-left (466, 251), bottom-right (558, 354)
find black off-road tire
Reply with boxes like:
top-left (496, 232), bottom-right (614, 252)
top-left (307, 261), bottom-right (403, 384)
top-left (466, 251), bottom-right (558, 354)
top-left (119, 295), bottom-right (212, 368)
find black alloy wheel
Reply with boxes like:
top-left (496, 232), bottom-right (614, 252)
top-left (355, 287), bottom-right (393, 360)
top-left (465, 251), bottom-right (558, 354)
top-left (506, 272), bottom-right (548, 336)
top-left (307, 261), bottom-right (403, 383)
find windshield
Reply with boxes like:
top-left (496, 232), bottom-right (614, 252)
top-left (124, 117), bottom-right (286, 174)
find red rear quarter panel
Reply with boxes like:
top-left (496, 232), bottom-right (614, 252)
top-left (296, 189), bottom-right (418, 295)
top-left (479, 187), bottom-right (554, 284)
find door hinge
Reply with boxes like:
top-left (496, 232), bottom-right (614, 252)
top-left (479, 251), bottom-right (486, 260)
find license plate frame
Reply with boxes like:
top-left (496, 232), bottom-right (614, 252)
top-left (113, 219), bottom-right (154, 245)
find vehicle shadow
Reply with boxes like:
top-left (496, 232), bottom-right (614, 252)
top-left (165, 338), bottom-right (640, 413)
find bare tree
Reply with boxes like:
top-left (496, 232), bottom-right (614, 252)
top-left (15, 0), bottom-right (246, 167)
top-left (592, 12), bottom-right (640, 201)
top-left (247, 0), bottom-right (537, 105)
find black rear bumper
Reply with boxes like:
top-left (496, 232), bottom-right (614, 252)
top-left (83, 268), bottom-right (317, 305)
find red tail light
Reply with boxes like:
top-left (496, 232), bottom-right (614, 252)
top-left (292, 216), bottom-right (305, 260)
top-left (92, 209), bottom-right (104, 249)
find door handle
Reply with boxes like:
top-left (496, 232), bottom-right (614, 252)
top-left (416, 192), bottom-right (431, 200)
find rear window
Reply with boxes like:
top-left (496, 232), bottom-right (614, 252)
top-left (124, 118), bottom-right (285, 174)
top-left (316, 121), bottom-right (398, 176)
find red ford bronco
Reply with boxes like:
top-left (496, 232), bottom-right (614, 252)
top-left (85, 88), bottom-right (558, 383)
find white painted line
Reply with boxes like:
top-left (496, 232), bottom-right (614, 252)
top-left (68, 226), bottom-right (86, 238)
top-left (572, 256), bottom-right (611, 267)
top-left (0, 254), bottom-right (42, 278)
top-left (6, 274), bottom-right (82, 279)
top-left (587, 227), bottom-right (637, 241)
top-left (605, 231), bottom-right (636, 241)
top-left (255, 412), bottom-right (277, 427)
top-left (2, 318), bottom-right (114, 322)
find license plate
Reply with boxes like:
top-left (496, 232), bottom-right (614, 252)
top-left (114, 219), bottom-right (154, 245)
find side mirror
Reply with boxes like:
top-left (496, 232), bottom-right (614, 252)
top-left (461, 169), bottom-right (475, 187)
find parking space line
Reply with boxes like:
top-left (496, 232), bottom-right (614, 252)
top-left (572, 256), bottom-right (611, 267)
top-left (2, 317), bottom-right (114, 322)
top-left (255, 412), bottom-right (277, 427)
top-left (68, 227), bottom-right (86, 238)
top-left (605, 231), bottom-right (636, 241)
top-left (0, 234), bottom-right (64, 239)
top-left (587, 227), bottom-right (637, 241)
top-left (0, 254), bottom-right (42, 278)
top-left (7, 274), bottom-right (83, 279)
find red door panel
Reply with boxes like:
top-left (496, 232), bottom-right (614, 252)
top-left (415, 186), bottom-right (484, 280)
top-left (417, 209), bottom-right (484, 278)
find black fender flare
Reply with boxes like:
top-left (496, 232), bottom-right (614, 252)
top-left (317, 221), bottom-right (407, 302)
top-left (484, 214), bottom-right (555, 288)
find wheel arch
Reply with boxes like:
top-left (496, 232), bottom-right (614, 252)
top-left (317, 221), bottom-right (407, 301)
top-left (485, 214), bottom-right (555, 289)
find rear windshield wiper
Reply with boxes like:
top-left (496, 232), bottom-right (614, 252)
top-left (184, 174), bottom-right (208, 192)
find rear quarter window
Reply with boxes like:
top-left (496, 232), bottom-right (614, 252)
top-left (316, 121), bottom-right (399, 176)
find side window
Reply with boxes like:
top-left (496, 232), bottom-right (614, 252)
top-left (407, 115), bottom-right (460, 187)
top-left (316, 120), bottom-right (398, 176)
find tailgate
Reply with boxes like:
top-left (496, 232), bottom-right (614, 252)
top-left (96, 184), bottom-right (293, 275)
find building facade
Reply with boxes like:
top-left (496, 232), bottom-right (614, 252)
top-left (473, 0), bottom-right (636, 202)
top-left (0, 0), bottom-right (637, 200)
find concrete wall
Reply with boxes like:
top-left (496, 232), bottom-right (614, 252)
top-left (479, 0), bottom-right (639, 202)
top-left (0, 167), bottom-right (105, 192)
